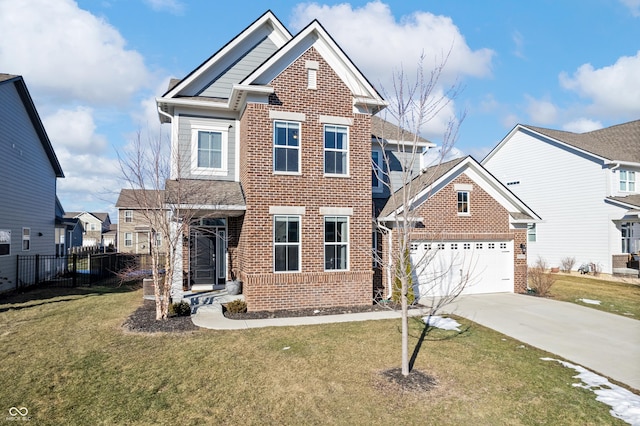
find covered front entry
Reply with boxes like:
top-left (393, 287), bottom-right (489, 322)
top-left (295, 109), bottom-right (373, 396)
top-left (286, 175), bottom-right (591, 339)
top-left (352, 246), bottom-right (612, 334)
top-left (411, 240), bottom-right (514, 298)
top-left (189, 218), bottom-right (227, 288)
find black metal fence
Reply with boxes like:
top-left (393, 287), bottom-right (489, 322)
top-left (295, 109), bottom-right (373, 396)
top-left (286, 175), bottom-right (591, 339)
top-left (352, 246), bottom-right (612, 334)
top-left (15, 253), bottom-right (164, 289)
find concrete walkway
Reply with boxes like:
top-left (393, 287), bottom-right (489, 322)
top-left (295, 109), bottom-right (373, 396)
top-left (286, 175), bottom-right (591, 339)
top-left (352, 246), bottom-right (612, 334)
top-left (190, 291), bottom-right (640, 391)
top-left (442, 293), bottom-right (640, 391)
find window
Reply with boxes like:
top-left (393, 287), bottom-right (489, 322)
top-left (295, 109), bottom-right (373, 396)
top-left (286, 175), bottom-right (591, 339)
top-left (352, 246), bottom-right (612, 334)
top-left (372, 150), bottom-right (383, 192)
top-left (476, 243), bottom-right (483, 249)
top-left (410, 242), bottom-right (419, 252)
top-left (437, 243), bottom-right (445, 250)
top-left (451, 243), bottom-right (458, 250)
top-left (0, 229), bottom-right (10, 256)
top-left (191, 126), bottom-right (228, 175)
top-left (527, 224), bottom-right (537, 242)
top-left (124, 210), bottom-right (133, 223)
top-left (457, 191), bottom-right (469, 214)
top-left (324, 125), bottom-right (348, 175)
top-left (620, 170), bottom-right (636, 192)
top-left (22, 228), bottom-right (30, 251)
top-left (324, 216), bottom-right (348, 270)
top-left (89, 223), bottom-right (96, 231)
top-left (500, 242), bottom-right (507, 249)
top-left (488, 243), bottom-right (495, 249)
top-left (274, 121), bottom-right (300, 173)
top-left (274, 216), bottom-right (300, 272)
top-left (124, 232), bottom-right (133, 247)
top-left (463, 243), bottom-right (471, 250)
top-left (155, 232), bottom-right (162, 247)
top-left (621, 223), bottom-right (636, 253)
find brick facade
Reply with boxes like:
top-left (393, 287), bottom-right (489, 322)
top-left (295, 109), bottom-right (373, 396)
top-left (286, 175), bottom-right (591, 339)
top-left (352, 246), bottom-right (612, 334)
top-left (237, 48), bottom-right (373, 311)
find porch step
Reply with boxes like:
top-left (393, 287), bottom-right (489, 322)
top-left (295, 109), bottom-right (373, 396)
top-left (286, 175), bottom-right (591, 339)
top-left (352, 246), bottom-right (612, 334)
top-left (191, 284), bottom-right (215, 292)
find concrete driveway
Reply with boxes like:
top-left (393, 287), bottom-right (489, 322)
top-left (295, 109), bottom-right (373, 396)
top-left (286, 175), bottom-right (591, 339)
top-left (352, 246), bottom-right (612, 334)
top-left (441, 293), bottom-right (640, 391)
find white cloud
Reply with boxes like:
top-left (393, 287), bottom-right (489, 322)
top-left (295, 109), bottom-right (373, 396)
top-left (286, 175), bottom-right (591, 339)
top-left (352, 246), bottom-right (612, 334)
top-left (559, 51), bottom-right (640, 117)
top-left (561, 118), bottom-right (603, 133)
top-left (0, 0), bottom-right (150, 105)
top-left (620, 0), bottom-right (640, 16)
top-left (143, 0), bottom-right (185, 15)
top-left (43, 107), bottom-right (108, 153)
top-left (512, 30), bottom-right (526, 59)
top-left (291, 3), bottom-right (492, 142)
top-left (525, 96), bottom-right (558, 125)
top-left (290, 1), bottom-right (494, 92)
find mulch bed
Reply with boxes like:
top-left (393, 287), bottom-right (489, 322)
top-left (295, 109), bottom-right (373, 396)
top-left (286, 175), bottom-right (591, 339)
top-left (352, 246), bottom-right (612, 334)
top-left (122, 299), bottom-right (199, 333)
top-left (223, 303), bottom-right (394, 320)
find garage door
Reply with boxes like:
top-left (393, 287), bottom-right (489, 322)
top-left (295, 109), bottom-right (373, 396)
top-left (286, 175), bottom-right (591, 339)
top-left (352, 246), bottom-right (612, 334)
top-left (410, 240), bottom-right (514, 298)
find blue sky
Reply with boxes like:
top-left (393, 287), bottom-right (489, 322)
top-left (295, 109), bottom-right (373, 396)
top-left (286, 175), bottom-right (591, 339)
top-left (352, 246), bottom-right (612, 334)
top-left (1, 0), bottom-right (639, 218)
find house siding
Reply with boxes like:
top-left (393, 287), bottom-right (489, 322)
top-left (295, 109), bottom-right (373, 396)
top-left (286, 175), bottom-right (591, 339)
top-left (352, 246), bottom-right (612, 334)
top-left (237, 48), bottom-right (373, 311)
top-left (176, 115), bottom-right (236, 181)
top-left (484, 128), bottom-right (620, 273)
top-left (0, 82), bottom-right (58, 292)
top-left (200, 36), bottom-right (278, 99)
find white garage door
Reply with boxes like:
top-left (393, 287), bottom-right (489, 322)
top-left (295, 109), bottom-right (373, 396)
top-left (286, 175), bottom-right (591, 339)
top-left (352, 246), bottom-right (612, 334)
top-left (410, 240), bottom-right (514, 298)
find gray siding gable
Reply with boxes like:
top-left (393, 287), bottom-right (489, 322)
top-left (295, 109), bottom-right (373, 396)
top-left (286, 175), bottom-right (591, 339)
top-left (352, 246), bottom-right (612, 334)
top-left (199, 36), bottom-right (278, 99)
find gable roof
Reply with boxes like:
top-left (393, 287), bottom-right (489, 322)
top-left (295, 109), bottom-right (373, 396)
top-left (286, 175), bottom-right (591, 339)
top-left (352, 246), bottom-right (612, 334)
top-left (157, 10), bottom-right (386, 119)
top-left (484, 119), bottom-right (640, 165)
top-left (379, 156), bottom-right (540, 223)
top-left (115, 189), bottom-right (166, 209)
top-left (64, 211), bottom-right (110, 223)
top-left (0, 74), bottom-right (64, 177)
top-left (371, 116), bottom-right (435, 148)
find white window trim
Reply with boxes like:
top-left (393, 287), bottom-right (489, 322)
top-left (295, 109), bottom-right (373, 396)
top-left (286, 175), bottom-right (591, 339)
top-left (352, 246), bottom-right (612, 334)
top-left (155, 232), bottom-right (162, 247)
top-left (324, 124), bottom-right (349, 177)
top-left (22, 227), bottom-right (30, 251)
top-left (324, 216), bottom-right (349, 272)
top-left (273, 121), bottom-right (301, 175)
top-left (273, 215), bottom-right (301, 273)
top-left (372, 149), bottom-right (383, 194)
top-left (620, 170), bottom-right (636, 192)
top-left (0, 229), bottom-right (10, 257)
top-left (190, 125), bottom-right (229, 176)
top-left (124, 232), bottom-right (133, 247)
top-left (457, 191), bottom-right (470, 216)
top-left (124, 210), bottom-right (133, 223)
top-left (528, 223), bottom-right (537, 242)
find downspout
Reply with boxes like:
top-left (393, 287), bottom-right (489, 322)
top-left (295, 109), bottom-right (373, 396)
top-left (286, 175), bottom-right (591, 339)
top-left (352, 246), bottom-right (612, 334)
top-left (378, 222), bottom-right (394, 299)
top-left (157, 106), bottom-right (173, 123)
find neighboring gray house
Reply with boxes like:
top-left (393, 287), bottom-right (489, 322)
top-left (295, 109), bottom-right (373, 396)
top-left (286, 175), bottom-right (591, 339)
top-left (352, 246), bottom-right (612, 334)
top-left (63, 212), bottom-right (112, 248)
top-left (55, 197), bottom-right (82, 256)
top-left (0, 74), bottom-right (64, 293)
top-left (482, 120), bottom-right (640, 275)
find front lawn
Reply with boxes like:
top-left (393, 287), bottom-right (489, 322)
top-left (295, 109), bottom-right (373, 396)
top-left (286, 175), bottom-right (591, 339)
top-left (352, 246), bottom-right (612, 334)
top-left (548, 274), bottom-right (640, 319)
top-left (0, 285), bottom-right (628, 425)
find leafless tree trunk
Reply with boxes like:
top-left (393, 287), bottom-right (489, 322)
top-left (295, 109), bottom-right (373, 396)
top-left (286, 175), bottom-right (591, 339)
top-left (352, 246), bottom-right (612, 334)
top-left (374, 52), bottom-right (467, 376)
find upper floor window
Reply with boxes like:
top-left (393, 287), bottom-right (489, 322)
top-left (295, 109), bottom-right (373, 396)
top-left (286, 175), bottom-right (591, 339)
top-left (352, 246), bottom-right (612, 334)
top-left (22, 228), bottom-right (30, 251)
top-left (324, 216), bottom-right (349, 270)
top-left (274, 121), bottom-right (300, 173)
top-left (124, 210), bottom-right (133, 223)
top-left (191, 126), bottom-right (228, 175)
top-left (620, 170), bottom-right (636, 192)
top-left (155, 232), bottom-right (162, 247)
top-left (274, 215), bottom-right (300, 272)
top-left (324, 125), bottom-right (348, 176)
top-left (372, 150), bottom-right (383, 193)
top-left (528, 224), bottom-right (537, 242)
top-left (457, 191), bottom-right (469, 215)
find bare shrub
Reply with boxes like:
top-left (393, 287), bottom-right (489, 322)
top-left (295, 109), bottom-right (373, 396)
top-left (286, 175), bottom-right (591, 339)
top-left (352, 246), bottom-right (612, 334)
top-left (560, 256), bottom-right (576, 273)
top-left (590, 262), bottom-right (601, 276)
top-left (528, 257), bottom-right (556, 297)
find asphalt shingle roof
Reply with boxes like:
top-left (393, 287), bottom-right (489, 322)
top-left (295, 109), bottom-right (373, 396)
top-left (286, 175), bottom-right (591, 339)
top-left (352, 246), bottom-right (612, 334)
top-left (371, 116), bottom-right (432, 145)
top-left (525, 120), bottom-right (640, 163)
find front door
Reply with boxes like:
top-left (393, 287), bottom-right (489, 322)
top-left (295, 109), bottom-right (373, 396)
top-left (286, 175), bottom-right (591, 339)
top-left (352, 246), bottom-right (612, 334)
top-left (190, 226), bottom-right (226, 286)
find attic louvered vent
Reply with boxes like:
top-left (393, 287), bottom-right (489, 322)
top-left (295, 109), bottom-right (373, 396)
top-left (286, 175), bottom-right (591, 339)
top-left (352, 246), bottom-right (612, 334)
top-left (306, 60), bottom-right (318, 89)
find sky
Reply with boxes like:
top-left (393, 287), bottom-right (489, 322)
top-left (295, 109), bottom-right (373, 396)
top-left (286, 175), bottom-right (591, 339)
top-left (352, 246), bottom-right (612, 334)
top-left (1, 0), bottom-right (639, 219)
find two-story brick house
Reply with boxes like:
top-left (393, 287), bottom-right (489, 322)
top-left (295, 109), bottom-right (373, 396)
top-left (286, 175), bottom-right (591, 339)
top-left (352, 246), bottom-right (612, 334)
top-left (156, 11), bottom-right (386, 311)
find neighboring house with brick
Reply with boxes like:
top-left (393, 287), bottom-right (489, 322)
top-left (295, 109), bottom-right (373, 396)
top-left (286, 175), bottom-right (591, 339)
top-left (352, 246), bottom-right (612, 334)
top-left (156, 11), bottom-right (386, 311)
top-left (482, 120), bottom-right (640, 275)
top-left (0, 74), bottom-right (64, 293)
top-left (377, 156), bottom-right (540, 298)
top-left (63, 212), bottom-right (112, 248)
top-left (115, 189), bottom-right (166, 255)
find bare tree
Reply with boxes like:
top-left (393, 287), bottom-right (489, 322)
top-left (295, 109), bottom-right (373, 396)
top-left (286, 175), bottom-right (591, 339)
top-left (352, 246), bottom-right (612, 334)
top-left (374, 52), bottom-right (468, 376)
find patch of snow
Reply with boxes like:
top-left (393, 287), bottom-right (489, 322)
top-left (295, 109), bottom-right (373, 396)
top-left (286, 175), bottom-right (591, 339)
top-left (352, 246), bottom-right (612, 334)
top-left (423, 315), bottom-right (461, 331)
top-left (282, 347), bottom-right (290, 351)
top-left (578, 298), bottom-right (602, 305)
top-left (541, 358), bottom-right (640, 425)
